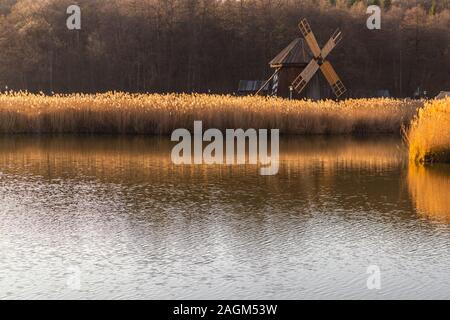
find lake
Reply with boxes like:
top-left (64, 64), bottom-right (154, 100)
top-left (0, 136), bottom-right (449, 299)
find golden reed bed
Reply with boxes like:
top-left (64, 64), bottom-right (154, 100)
top-left (0, 92), bottom-right (421, 135)
top-left (408, 98), bottom-right (450, 164)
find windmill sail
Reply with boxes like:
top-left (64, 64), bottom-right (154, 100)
top-left (298, 19), bottom-right (322, 59)
top-left (320, 61), bottom-right (347, 97)
top-left (321, 29), bottom-right (342, 60)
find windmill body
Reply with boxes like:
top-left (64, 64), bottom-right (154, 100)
top-left (268, 38), bottom-right (323, 100)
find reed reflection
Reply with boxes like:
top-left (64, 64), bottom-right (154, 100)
top-left (0, 135), bottom-right (409, 218)
top-left (408, 165), bottom-right (450, 222)
top-left (0, 136), bottom-right (405, 181)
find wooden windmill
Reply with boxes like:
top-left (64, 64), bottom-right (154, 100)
top-left (257, 18), bottom-right (346, 99)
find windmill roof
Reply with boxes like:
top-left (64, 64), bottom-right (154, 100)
top-left (269, 38), bottom-right (312, 68)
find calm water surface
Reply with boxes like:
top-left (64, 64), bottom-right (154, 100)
top-left (0, 136), bottom-right (449, 299)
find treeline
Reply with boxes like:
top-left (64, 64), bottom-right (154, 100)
top-left (0, 0), bottom-right (449, 97)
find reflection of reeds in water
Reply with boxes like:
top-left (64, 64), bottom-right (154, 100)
top-left (0, 136), bottom-right (409, 215)
top-left (408, 165), bottom-right (450, 222)
top-left (281, 138), bottom-right (405, 172)
top-left (0, 136), bottom-right (405, 182)
top-left (0, 137), bottom-right (173, 182)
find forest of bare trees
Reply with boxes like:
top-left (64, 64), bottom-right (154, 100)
top-left (0, 0), bottom-right (449, 97)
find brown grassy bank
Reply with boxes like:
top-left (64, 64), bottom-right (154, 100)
top-left (0, 92), bottom-right (421, 135)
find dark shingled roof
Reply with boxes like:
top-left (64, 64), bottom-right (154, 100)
top-left (269, 38), bottom-right (312, 68)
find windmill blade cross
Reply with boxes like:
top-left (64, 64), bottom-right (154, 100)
top-left (298, 19), bottom-right (322, 59)
top-left (293, 18), bottom-right (346, 98)
top-left (292, 59), bottom-right (320, 94)
top-left (320, 61), bottom-right (347, 98)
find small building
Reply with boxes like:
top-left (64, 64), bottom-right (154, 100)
top-left (436, 91), bottom-right (450, 100)
top-left (268, 38), bottom-right (331, 100)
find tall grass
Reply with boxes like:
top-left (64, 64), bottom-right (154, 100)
top-left (408, 98), bottom-right (450, 164)
top-left (0, 92), bottom-right (421, 135)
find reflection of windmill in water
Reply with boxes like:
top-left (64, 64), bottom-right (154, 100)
top-left (257, 18), bottom-right (347, 100)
